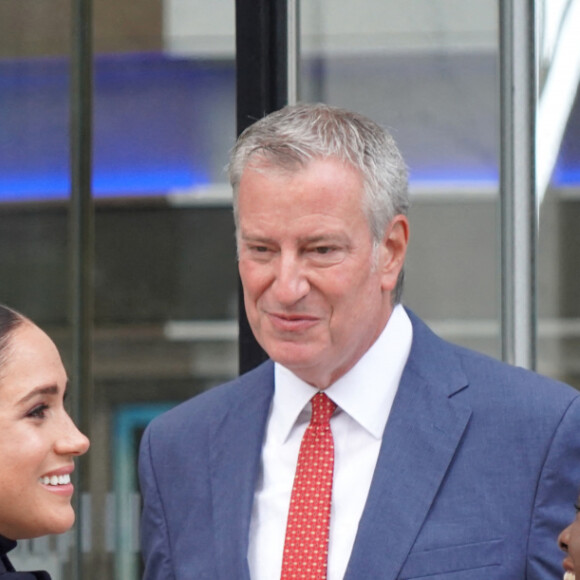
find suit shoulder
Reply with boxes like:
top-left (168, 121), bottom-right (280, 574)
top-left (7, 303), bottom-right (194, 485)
top-left (144, 359), bottom-right (274, 437)
top-left (406, 308), bottom-right (579, 411)
top-left (455, 342), bottom-right (577, 399)
top-left (444, 341), bottom-right (580, 431)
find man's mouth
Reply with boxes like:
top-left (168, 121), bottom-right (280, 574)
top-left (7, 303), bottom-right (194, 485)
top-left (268, 312), bottom-right (319, 328)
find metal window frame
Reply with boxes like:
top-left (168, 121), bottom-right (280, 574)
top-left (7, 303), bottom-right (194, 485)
top-left (70, 0), bottom-right (94, 577)
top-left (499, 0), bottom-right (537, 369)
top-left (235, 0), bottom-right (299, 373)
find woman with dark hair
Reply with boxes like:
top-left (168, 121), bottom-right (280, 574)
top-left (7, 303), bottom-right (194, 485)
top-left (559, 490), bottom-right (580, 580)
top-left (0, 305), bottom-right (89, 579)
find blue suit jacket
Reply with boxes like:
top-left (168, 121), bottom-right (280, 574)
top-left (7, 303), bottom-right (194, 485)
top-left (139, 311), bottom-right (580, 579)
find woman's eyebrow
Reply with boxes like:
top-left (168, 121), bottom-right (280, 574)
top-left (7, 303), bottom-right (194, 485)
top-left (17, 385), bottom-right (59, 405)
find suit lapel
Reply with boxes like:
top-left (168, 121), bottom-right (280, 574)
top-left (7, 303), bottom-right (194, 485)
top-left (209, 362), bottom-right (275, 580)
top-left (205, 313), bottom-right (471, 579)
top-left (344, 313), bottom-right (472, 580)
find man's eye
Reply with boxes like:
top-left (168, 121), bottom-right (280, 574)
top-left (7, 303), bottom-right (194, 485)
top-left (313, 246), bottom-right (341, 256)
top-left (27, 404), bottom-right (49, 420)
top-left (245, 245), bottom-right (275, 259)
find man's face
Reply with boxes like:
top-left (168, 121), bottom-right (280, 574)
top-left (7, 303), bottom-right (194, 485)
top-left (237, 157), bottom-right (408, 389)
top-left (559, 493), bottom-right (580, 580)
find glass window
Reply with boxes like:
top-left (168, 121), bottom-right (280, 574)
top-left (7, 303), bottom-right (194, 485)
top-left (536, 0), bottom-right (580, 387)
top-left (0, 1), bottom-right (238, 578)
top-left (0, 1), bottom-right (77, 578)
top-left (301, 0), bottom-right (501, 359)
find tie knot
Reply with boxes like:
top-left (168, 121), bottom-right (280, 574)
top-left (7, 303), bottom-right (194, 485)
top-left (310, 392), bottom-right (336, 426)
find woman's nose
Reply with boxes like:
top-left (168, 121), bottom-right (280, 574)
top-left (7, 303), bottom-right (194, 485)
top-left (55, 414), bottom-right (90, 456)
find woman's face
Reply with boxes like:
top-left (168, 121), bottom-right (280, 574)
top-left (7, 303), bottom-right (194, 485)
top-left (0, 321), bottom-right (90, 540)
top-left (559, 492), bottom-right (580, 580)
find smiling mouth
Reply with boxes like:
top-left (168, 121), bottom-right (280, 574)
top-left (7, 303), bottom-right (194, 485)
top-left (39, 474), bottom-right (71, 486)
top-left (271, 312), bottom-right (317, 320)
top-left (268, 312), bottom-right (319, 328)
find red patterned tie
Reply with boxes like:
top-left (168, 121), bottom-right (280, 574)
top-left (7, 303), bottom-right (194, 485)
top-left (281, 392), bottom-right (337, 580)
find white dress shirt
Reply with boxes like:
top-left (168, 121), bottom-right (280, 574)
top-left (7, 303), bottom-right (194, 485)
top-left (248, 305), bottom-right (413, 580)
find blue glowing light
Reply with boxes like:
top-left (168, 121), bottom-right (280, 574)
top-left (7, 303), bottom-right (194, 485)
top-left (2, 53), bottom-right (580, 204)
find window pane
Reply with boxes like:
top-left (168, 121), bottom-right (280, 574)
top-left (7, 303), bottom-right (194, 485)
top-left (0, 1), bottom-right (77, 577)
top-left (91, 2), bottom-right (237, 578)
top-left (536, 0), bottom-right (580, 387)
top-left (301, 0), bottom-right (501, 359)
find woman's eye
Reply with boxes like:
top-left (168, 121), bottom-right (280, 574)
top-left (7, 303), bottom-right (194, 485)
top-left (574, 502), bottom-right (580, 513)
top-left (27, 404), bottom-right (49, 419)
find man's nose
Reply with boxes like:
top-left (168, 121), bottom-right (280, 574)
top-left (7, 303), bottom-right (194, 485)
top-left (272, 253), bottom-right (310, 304)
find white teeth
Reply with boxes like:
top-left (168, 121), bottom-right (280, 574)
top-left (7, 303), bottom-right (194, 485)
top-left (40, 474), bottom-right (71, 486)
top-left (564, 572), bottom-right (576, 580)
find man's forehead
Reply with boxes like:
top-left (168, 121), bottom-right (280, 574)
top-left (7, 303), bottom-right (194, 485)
top-left (244, 152), bottom-right (307, 176)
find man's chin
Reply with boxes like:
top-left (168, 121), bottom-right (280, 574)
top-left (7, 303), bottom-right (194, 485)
top-left (267, 343), bottom-right (319, 367)
top-left (270, 351), bottom-right (324, 382)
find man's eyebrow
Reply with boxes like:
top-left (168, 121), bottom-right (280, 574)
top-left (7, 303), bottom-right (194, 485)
top-left (17, 385), bottom-right (59, 405)
top-left (240, 233), bottom-right (275, 244)
top-left (300, 234), bottom-right (341, 243)
top-left (241, 233), bottom-right (268, 240)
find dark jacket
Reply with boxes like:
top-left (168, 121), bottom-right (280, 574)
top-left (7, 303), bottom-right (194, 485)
top-left (0, 536), bottom-right (51, 580)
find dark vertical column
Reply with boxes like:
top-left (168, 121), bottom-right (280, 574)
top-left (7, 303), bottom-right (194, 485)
top-left (70, 0), bottom-right (94, 577)
top-left (235, 0), bottom-right (289, 374)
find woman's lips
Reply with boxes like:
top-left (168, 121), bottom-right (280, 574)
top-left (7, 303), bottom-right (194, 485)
top-left (563, 556), bottom-right (576, 580)
top-left (39, 466), bottom-right (75, 496)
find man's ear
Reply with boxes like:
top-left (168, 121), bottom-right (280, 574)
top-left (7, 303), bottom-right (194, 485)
top-left (379, 214), bottom-right (409, 293)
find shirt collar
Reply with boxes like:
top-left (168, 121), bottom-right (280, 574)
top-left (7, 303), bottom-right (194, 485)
top-left (0, 535), bottom-right (16, 558)
top-left (273, 304), bottom-right (413, 441)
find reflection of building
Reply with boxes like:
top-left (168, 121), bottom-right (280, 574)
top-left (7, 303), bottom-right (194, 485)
top-left (2, 2), bottom-right (580, 579)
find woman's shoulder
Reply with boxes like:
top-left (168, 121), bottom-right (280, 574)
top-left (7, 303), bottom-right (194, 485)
top-left (0, 560), bottom-right (51, 579)
top-left (0, 538), bottom-right (51, 580)
top-left (0, 572), bottom-right (51, 579)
